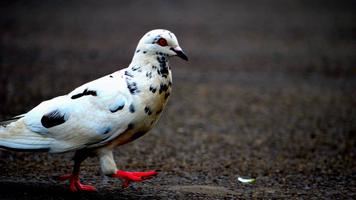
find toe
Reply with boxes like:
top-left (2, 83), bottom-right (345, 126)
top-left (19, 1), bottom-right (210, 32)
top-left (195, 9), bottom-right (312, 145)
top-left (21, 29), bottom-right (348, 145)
top-left (131, 170), bottom-right (158, 177)
top-left (78, 184), bottom-right (97, 192)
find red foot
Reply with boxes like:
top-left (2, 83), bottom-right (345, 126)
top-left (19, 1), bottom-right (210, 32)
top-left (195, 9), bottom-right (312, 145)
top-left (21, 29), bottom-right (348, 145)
top-left (111, 170), bottom-right (158, 188)
top-left (58, 174), bottom-right (97, 192)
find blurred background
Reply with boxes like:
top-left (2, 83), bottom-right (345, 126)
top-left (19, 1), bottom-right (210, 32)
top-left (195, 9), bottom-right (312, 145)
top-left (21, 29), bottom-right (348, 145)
top-left (0, 0), bottom-right (355, 199)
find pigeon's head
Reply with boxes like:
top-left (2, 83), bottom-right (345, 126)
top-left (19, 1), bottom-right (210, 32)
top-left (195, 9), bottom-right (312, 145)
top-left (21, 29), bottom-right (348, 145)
top-left (136, 29), bottom-right (188, 61)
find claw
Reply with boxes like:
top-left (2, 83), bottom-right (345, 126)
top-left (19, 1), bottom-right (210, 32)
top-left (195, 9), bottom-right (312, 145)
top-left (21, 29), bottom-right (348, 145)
top-left (111, 170), bottom-right (158, 188)
top-left (58, 174), bottom-right (97, 192)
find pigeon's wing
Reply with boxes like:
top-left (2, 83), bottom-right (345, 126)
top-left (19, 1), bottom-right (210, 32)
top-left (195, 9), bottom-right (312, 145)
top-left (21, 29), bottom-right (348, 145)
top-left (23, 71), bottom-right (134, 152)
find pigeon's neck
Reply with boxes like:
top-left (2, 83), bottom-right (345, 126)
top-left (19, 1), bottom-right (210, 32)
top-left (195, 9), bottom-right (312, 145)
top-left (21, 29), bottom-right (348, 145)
top-left (128, 50), bottom-right (171, 81)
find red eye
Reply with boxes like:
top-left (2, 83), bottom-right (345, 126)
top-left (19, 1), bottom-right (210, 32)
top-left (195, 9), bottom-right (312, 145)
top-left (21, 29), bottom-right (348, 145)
top-left (157, 38), bottom-right (168, 46)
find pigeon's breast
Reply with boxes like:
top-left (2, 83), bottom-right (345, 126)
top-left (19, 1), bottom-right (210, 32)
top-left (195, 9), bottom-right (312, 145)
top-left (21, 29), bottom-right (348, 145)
top-left (110, 71), bottom-right (172, 147)
top-left (138, 78), bottom-right (172, 131)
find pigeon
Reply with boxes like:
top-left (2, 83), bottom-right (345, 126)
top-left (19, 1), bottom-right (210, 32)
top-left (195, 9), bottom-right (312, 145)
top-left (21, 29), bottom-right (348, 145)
top-left (0, 29), bottom-right (188, 192)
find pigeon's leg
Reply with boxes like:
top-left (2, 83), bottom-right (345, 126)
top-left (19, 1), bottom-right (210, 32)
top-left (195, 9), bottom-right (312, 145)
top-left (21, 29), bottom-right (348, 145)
top-left (58, 150), bottom-right (97, 192)
top-left (111, 170), bottom-right (158, 188)
top-left (99, 148), bottom-right (158, 188)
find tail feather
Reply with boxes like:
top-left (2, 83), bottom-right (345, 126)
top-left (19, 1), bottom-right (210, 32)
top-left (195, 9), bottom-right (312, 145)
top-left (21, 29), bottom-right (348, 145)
top-left (0, 114), bottom-right (25, 127)
top-left (0, 118), bottom-right (53, 152)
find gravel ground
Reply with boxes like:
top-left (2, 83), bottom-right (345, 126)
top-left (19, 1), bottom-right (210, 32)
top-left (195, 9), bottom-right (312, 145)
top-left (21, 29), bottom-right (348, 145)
top-left (0, 0), bottom-right (355, 199)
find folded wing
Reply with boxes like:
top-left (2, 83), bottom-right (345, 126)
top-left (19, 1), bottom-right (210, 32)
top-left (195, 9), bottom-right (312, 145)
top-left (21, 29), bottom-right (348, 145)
top-left (20, 71), bottom-right (133, 152)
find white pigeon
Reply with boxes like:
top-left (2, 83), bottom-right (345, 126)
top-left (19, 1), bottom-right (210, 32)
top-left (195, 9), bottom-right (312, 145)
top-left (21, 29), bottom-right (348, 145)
top-left (0, 29), bottom-right (188, 192)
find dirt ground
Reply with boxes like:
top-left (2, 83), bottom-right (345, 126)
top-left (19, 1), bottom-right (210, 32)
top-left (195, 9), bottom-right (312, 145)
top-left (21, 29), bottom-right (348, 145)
top-left (0, 0), bottom-right (355, 199)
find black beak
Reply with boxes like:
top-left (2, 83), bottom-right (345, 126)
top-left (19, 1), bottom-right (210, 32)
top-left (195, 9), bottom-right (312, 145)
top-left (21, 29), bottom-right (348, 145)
top-left (171, 47), bottom-right (189, 61)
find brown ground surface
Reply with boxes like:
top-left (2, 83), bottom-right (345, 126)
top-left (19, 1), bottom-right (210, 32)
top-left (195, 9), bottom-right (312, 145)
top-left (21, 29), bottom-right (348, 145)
top-left (0, 0), bottom-right (355, 199)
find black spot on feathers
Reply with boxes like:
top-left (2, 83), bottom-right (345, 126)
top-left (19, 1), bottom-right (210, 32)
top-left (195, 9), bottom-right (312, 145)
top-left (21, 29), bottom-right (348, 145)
top-left (129, 104), bottom-right (135, 113)
top-left (71, 89), bottom-right (97, 99)
top-left (146, 71), bottom-right (152, 78)
top-left (127, 123), bottom-right (134, 131)
top-left (159, 83), bottom-right (169, 94)
top-left (149, 86), bottom-right (157, 93)
top-left (125, 71), bottom-right (134, 78)
top-left (126, 78), bottom-right (140, 94)
top-left (131, 66), bottom-right (141, 71)
top-left (144, 106), bottom-right (152, 115)
top-left (41, 110), bottom-right (67, 128)
top-left (110, 102), bottom-right (125, 113)
top-left (156, 56), bottom-right (169, 78)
